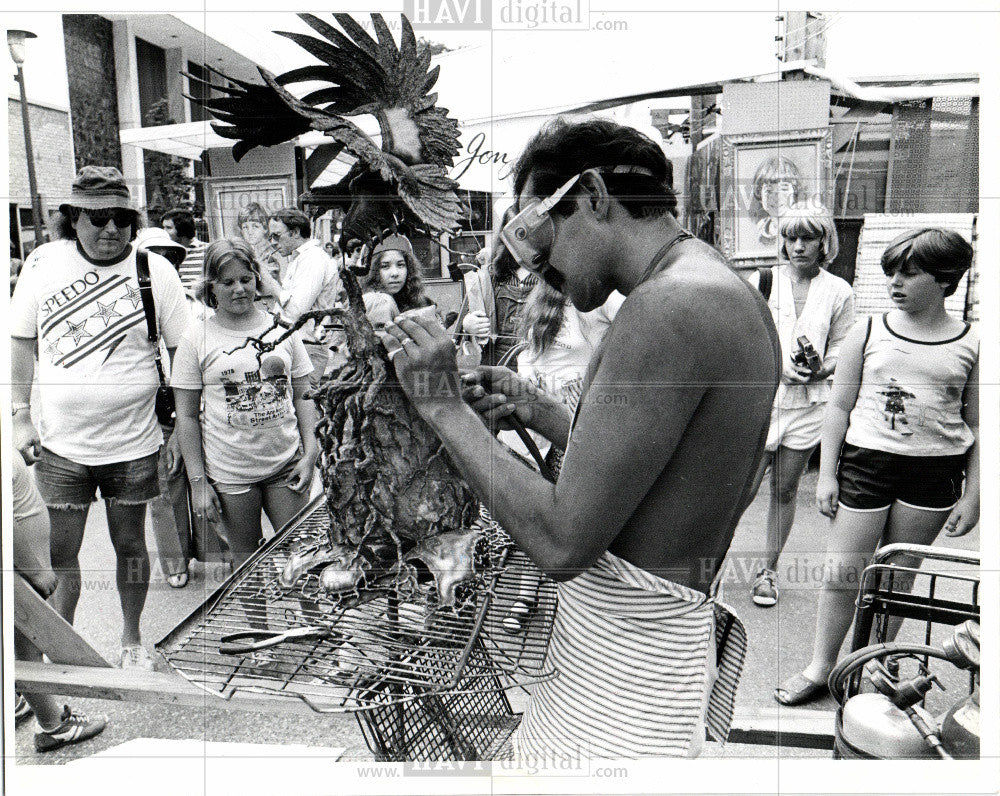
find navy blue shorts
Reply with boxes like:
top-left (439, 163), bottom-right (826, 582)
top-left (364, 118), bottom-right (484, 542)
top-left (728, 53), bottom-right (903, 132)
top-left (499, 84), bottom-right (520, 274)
top-left (837, 443), bottom-right (966, 511)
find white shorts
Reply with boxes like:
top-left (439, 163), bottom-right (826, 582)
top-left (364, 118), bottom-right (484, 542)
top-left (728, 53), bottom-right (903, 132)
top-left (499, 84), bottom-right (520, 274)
top-left (765, 402), bottom-right (825, 452)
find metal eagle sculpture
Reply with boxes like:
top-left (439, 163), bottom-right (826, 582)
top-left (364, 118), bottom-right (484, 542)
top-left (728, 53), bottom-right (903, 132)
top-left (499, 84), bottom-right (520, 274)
top-left (186, 12), bottom-right (465, 241)
top-left (187, 14), bottom-right (484, 609)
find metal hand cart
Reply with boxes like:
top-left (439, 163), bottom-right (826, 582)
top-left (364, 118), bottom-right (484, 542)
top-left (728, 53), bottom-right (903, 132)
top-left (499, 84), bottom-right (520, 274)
top-left (848, 542), bottom-right (980, 656)
top-left (830, 543), bottom-right (980, 758)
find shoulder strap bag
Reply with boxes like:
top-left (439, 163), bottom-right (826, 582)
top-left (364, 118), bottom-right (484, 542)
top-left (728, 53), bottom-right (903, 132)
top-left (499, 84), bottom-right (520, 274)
top-left (136, 249), bottom-right (176, 427)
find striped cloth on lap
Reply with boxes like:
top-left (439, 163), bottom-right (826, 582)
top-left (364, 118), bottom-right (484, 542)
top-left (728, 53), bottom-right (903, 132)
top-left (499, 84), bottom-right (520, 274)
top-left (513, 551), bottom-right (746, 759)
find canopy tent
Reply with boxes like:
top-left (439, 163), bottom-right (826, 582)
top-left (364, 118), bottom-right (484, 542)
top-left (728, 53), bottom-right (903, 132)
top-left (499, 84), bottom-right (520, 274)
top-left (120, 59), bottom-right (979, 195)
top-left (119, 121), bottom-right (329, 162)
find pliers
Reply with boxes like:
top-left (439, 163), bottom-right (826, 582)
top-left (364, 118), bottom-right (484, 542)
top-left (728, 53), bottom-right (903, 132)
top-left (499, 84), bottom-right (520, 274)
top-left (219, 624), bottom-right (338, 655)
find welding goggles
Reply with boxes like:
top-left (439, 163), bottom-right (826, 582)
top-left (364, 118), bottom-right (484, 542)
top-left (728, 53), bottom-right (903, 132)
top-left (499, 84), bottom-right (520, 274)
top-left (500, 166), bottom-right (657, 286)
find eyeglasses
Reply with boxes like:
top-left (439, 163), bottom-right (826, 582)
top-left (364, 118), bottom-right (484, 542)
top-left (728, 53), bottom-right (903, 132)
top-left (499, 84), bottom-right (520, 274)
top-left (78, 207), bottom-right (135, 228)
top-left (499, 173), bottom-right (581, 286)
top-left (268, 229), bottom-right (287, 242)
top-left (347, 245), bottom-right (362, 255)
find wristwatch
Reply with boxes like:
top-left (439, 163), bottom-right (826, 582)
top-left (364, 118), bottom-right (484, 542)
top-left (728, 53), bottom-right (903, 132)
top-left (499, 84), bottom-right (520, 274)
top-left (12, 402), bottom-right (30, 417)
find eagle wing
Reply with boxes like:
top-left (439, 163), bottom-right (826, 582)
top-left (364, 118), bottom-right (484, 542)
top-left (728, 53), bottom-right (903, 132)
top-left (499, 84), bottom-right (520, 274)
top-left (185, 13), bottom-right (464, 234)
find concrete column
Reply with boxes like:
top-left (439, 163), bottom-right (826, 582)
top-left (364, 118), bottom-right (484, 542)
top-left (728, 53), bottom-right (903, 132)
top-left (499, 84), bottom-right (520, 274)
top-left (112, 18), bottom-right (146, 208)
top-left (165, 47), bottom-right (186, 123)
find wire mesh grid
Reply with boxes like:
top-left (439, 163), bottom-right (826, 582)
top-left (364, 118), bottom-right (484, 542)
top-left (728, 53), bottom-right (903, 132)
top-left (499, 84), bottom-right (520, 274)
top-left (355, 641), bottom-right (521, 761)
top-left (851, 545), bottom-right (979, 652)
top-left (156, 497), bottom-right (557, 714)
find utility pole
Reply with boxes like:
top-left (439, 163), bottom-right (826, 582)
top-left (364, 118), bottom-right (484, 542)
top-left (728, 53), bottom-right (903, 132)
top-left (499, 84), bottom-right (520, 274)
top-left (9, 30), bottom-right (46, 249)
top-left (780, 11), bottom-right (828, 75)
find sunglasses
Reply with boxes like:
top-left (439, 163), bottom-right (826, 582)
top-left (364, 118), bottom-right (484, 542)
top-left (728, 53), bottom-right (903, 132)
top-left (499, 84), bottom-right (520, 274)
top-left (78, 207), bottom-right (135, 228)
top-left (500, 173), bottom-right (581, 288)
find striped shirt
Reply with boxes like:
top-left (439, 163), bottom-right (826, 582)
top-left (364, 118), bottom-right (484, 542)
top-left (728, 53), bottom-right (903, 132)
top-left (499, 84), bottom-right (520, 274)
top-left (513, 551), bottom-right (746, 759)
top-left (178, 238), bottom-right (207, 291)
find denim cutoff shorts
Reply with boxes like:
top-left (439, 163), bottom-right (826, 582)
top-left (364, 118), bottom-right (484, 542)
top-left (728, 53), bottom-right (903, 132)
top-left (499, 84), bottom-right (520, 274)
top-left (34, 447), bottom-right (160, 509)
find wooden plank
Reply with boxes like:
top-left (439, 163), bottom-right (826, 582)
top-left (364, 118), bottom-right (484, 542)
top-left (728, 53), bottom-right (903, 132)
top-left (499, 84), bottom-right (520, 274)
top-left (13, 573), bottom-right (111, 668)
top-left (728, 706), bottom-right (835, 749)
top-left (16, 660), bottom-right (839, 749)
top-left (14, 661), bottom-right (347, 717)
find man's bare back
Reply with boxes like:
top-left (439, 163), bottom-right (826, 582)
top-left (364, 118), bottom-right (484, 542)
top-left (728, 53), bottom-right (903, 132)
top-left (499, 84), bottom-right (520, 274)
top-left (574, 243), bottom-right (780, 590)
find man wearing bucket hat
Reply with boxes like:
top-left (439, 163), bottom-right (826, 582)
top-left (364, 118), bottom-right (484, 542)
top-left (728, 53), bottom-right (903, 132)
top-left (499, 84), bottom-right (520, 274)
top-left (10, 166), bottom-right (191, 669)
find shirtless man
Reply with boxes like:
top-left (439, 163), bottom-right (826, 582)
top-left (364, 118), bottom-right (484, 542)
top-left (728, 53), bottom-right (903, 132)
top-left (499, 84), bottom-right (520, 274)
top-left (383, 119), bottom-right (780, 758)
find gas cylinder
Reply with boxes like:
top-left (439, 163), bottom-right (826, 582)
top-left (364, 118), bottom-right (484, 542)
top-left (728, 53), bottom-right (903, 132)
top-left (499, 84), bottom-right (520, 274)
top-left (939, 682), bottom-right (980, 759)
top-left (838, 693), bottom-right (937, 759)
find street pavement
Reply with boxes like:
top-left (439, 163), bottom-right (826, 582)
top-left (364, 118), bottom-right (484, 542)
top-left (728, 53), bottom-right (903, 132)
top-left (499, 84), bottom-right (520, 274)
top-left (12, 464), bottom-right (979, 766)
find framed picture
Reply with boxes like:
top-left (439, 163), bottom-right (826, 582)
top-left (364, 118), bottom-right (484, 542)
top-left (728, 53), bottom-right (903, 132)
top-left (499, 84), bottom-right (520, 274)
top-left (204, 176), bottom-right (295, 240)
top-left (720, 128), bottom-right (834, 263)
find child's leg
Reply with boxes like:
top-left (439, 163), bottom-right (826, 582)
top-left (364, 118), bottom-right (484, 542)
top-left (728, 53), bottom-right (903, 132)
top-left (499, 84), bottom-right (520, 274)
top-left (800, 505), bottom-right (889, 683)
top-left (216, 486), bottom-right (265, 569)
top-left (216, 485), bottom-right (266, 628)
top-left (149, 439), bottom-right (187, 577)
top-left (765, 445), bottom-right (815, 571)
top-left (261, 482), bottom-right (310, 537)
top-left (877, 500), bottom-right (954, 641)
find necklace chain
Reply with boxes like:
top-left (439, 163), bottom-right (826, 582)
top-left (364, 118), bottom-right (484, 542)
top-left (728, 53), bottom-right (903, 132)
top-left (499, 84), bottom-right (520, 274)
top-left (635, 231), bottom-right (693, 288)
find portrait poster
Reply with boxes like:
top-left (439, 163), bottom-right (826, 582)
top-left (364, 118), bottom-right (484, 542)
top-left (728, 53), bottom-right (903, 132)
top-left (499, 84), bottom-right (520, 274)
top-left (720, 128), bottom-right (834, 262)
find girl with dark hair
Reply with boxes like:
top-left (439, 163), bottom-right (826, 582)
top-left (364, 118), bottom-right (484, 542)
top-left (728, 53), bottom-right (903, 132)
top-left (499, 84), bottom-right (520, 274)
top-left (365, 235), bottom-right (433, 310)
top-left (172, 238), bottom-right (318, 568)
top-left (361, 234), bottom-right (434, 326)
top-left (775, 227), bottom-right (979, 706)
top-left (460, 206), bottom-right (538, 368)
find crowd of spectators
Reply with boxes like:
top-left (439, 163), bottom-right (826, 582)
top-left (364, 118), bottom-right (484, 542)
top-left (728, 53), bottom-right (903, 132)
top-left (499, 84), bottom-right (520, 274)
top-left (9, 151), bottom-right (979, 752)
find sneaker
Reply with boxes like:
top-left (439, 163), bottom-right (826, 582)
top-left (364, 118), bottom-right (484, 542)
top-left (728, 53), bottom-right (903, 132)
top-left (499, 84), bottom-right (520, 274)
top-left (118, 644), bottom-right (155, 670)
top-left (751, 568), bottom-right (779, 607)
top-left (14, 693), bottom-right (34, 726)
top-left (34, 705), bottom-right (107, 752)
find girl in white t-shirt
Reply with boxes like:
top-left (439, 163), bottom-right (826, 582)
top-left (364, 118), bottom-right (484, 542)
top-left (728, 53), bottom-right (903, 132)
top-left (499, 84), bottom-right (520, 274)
top-left (172, 239), bottom-right (319, 567)
top-left (775, 227), bottom-right (979, 706)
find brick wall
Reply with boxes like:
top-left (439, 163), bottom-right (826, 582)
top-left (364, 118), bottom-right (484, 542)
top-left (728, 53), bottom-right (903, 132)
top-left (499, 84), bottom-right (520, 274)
top-left (8, 99), bottom-right (75, 207)
top-left (63, 14), bottom-right (122, 171)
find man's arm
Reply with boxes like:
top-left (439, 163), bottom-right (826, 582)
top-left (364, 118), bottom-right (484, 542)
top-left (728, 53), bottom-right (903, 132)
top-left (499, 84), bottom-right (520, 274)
top-left (257, 268), bottom-right (283, 301)
top-left (150, 254), bottom-right (193, 348)
top-left (462, 366), bottom-right (573, 449)
top-left (390, 289), bottom-right (710, 581)
top-left (11, 336), bottom-right (41, 463)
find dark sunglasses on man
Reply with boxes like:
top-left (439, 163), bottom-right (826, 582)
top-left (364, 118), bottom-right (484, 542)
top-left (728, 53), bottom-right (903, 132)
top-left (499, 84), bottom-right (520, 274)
top-left (74, 207), bottom-right (136, 228)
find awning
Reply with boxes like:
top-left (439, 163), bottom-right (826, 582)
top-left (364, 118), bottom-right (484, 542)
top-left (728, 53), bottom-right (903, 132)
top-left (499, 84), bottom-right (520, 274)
top-left (119, 121), bottom-right (330, 162)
